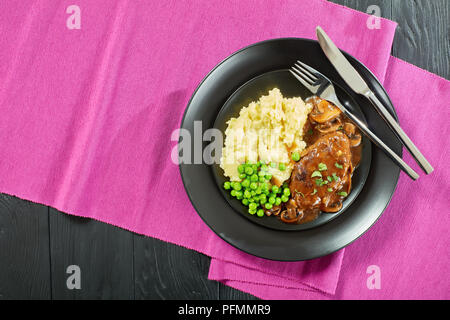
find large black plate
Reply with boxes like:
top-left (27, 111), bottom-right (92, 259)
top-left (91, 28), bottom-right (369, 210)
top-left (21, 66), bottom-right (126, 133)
top-left (179, 38), bottom-right (401, 261)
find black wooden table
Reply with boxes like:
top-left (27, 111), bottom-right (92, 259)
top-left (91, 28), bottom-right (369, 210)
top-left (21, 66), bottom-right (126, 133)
top-left (0, 0), bottom-right (448, 300)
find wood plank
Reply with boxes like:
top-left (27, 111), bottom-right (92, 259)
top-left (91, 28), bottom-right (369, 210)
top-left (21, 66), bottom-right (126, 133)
top-left (0, 194), bottom-right (51, 299)
top-left (48, 208), bottom-right (134, 299)
top-left (133, 235), bottom-right (218, 299)
top-left (392, 0), bottom-right (449, 79)
top-left (329, 0), bottom-right (393, 19)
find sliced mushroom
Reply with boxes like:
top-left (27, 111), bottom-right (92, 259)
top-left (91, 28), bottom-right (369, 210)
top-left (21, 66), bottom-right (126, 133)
top-left (280, 208), bottom-right (303, 223)
top-left (310, 100), bottom-right (341, 123)
top-left (265, 205), bottom-right (281, 217)
top-left (343, 122), bottom-right (356, 135)
top-left (343, 122), bottom-right (362, 147)
top-left (321, 202), bottom-right (343, 213)
top-left (316, 117), bottom-right (342, 134)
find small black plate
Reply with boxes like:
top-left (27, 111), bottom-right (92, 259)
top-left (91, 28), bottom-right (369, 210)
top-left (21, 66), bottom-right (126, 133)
top-left (179, 38), bottom-right (401, 261)
top-left (212, 69), bottom-right (372, 231)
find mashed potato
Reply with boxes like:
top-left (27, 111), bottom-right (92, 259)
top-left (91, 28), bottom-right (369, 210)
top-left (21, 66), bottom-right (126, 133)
top-left (220, 88), bottom-right (312, 184)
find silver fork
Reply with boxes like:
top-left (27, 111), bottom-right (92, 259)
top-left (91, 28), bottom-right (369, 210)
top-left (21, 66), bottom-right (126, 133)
top-left (290, 61), bottom-right (419, 180)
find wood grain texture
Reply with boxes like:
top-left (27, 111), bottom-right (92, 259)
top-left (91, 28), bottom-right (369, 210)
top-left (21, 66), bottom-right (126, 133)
top-left (48, 208), bottom-right (134, 299)
top-left (0, 195), bottom-right (51, 299)
top-left (0, 0), bottom-right (448, 300)
top-left (134, 236), bottom-right (218, 299)
top-left (392, 0), bottom-right (449, 79)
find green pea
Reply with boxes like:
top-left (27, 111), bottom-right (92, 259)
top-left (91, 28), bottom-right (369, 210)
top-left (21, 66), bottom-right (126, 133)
top-left (235, 191), bottom-right (243, 199)
top-left (245, 167), bottom-right (254, 175)
top-left (283, 187), bottom-right (290, 196)
top-left (281, 195), bottom-right (289, 202)
top-left (244, 190), bottom-right (252, 198)
top-left (238, 164), bottom-right (245, 174)
top-left (291, 152), bottom-right (300, 162)
top-left (239, 173), bottom-right (246, 180)
top-left (279, 163), bottom-right (286, 171)
top-left (248, 208), bottom-right (256, 215)
top-left (275, 197), bottom-right (282, 206)
top-left (232, 182), bottom-right (242, 191)
top-left (250, 174), bottom-right (258, 182)
top-left (251, 190), bottom-right (256, 197)
top-left (230, 190), bottom-right (236, 197)
top-left (268, 197), bottom-right (276, 204)
top-left (261, 164), bottom-right (268, 172)
top-left (258, 176), bottom-right (265, 182)
top-left (255, 187), bottom-right (262, 195)
top-left (251, 164), bottom-right (258, 172)
top-left (260, 197), bottom-right (267, 205)
top-left (257, 209), bottom-right (264, 217)
top-left (242, 179), bottom-right (250, 188)
top-left (242, 199), bottom-right (249, 206)
top-left (265, 174), bottom-right (272, 181)
top-left (250, 182), bottom-right (258, 190)
top-left (265, 203), bottom-right (273, 210)
top-left (223, 181), bottom-right (231, 190)
top-left (271, 185), bottom-right (279, 194)
top-left (249, 202), bottom-right (257, 211)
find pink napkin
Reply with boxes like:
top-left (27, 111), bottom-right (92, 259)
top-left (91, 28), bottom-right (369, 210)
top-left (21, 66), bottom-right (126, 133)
top-left (0, 0), bottom-right (448, 299)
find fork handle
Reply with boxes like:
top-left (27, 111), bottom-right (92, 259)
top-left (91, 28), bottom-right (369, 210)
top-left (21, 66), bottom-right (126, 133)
top-left (365, 91), bottom-right (433, 174)
top-left (339, 105), bottom-right (419, 180)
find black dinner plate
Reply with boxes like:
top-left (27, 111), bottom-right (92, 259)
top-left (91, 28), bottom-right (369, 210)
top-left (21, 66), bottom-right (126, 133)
top-left (179, 38), bottom-right (401, 261)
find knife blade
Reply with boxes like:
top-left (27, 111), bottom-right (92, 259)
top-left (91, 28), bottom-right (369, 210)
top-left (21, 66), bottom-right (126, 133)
top-left (316, 26), bottom-right (434, 174)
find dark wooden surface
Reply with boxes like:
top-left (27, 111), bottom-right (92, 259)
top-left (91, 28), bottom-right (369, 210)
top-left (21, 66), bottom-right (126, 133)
top-left (0, 0), bottom-right (448, 300)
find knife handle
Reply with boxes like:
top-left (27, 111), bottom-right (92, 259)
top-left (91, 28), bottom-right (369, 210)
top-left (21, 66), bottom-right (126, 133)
top-left (365, 91), bottom-right (434, 174)
top-left (337, 103), bottom-right (420, 180)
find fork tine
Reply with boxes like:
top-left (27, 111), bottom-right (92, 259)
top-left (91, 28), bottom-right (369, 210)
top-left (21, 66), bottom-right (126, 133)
top-left (293, 64), bottom-right (316, 84)
top-left (296, 61), bottom-right (320, 80)
top-left (291, 66), bottom-right (314, 85)
top-left (294, 62), bottom-right (317, 82)
top-left (291, 66), bottom-right (315, 86)
top-left (289, 69), bottom-right (315, 92)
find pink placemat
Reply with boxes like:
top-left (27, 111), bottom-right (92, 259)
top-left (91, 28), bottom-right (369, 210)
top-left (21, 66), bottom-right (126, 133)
top-left (0, 0), bottom-right (448, 299)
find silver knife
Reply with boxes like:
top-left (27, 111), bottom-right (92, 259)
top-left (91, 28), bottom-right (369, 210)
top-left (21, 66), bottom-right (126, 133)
top-left (316, 26), bottom-right (433, 174)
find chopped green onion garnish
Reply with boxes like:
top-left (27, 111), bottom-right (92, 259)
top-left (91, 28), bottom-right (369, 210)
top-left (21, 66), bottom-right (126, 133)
top-left (327, 188), bottom-right (333, 192)
top-left (311, 189), bottom-right (318, 195)
top-left (338, 191), bottom-right (348, 197)
top-left (318, 163), bottom-right (327, 171)
top-left (332, 173), bottom-right (339, 181)
top-left (327, 176), bottom-right (332, 182)
top-left (335, 162), bottom-right (343, 169)
top-left (315, 179), bottom-right (323, 186)
top-left (311, 171), bottom-right (322, 178)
